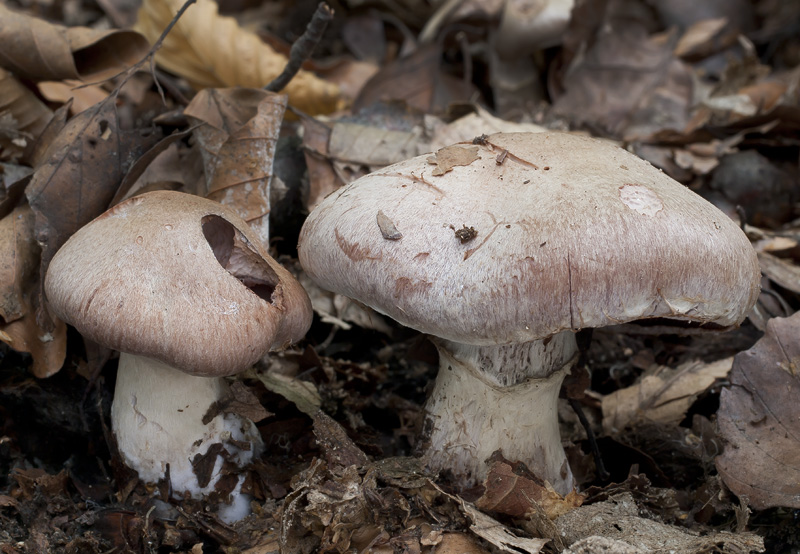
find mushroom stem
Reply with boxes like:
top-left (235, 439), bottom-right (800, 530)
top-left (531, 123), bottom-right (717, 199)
top-left (111, 353), bottom-right (263, 508)
top-left (420, 330), bottom-right (578, 493)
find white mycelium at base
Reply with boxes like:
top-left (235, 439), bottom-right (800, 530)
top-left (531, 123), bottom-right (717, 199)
top-left (112, 352), bottom-right (263, 522)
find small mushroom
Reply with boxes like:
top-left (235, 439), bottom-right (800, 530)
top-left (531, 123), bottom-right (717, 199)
top-left (45, 191), bottom-right (312, 521)
top-left (298, 132), bottom-right (760, 493)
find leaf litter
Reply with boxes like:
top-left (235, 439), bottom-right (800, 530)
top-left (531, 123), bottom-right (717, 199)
top-left (1, 0), bottom-right (800, 552)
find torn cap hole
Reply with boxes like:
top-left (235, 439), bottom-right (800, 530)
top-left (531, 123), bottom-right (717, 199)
top-left (201, 215), bottom-right (279, 303)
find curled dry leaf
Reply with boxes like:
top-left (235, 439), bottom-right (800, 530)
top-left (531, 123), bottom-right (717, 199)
top-left (185, 88), bottom-right (287, 246)
top-left (475, 453), bottom-right (584, 519)
top-left (25, 95), bottom-right (161, 276)
top-left (135, 0), bottom-right (342, 115)
top-left (0, 205), bottom-right (66, 377)
top-left (716, 311), bottom-right (800, 510)
top-left (602, 357), bottom-right (733, 434)
top-left (255, 370), bottom-right (321, 417)
top-left (37, 80), bottom-right (110, 116)
top-left (0, 4), bottom-right (148, 82)
top-left (0, 68), bottom-right (53, 153)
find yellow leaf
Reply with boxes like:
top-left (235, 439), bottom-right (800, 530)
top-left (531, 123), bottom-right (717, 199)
top-left (135, 0), bottom-right (343, 115)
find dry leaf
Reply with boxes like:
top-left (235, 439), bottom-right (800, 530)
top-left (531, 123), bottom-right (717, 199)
top-left (299, 269), bottom-right (393, 334)
top-left (427, 144), bottom-right (480, 176)
top-left (355, 43), bottom-right (476, 114)
top-left (425, 105), bottom-right (546, 151)
top-left (602, 358), bottom-right (733, 434)
top-left (475, 454), bottom-right (583, 519)
top-left (0, 163), bottom-right (32, 218)
top-left (0, 204), bottom-right (66, 377)
top-left (555, 492), bottom-right (764, 553)
top-left (299, 114), bottom-right (344, 211)
top-left (203, 381), bottom-right (272, 425)
top-left (716, 312), bottom-right (800, 509)
top-left (463, 503), bottom-right (548, 553)
top-left (674, 17), bottom-right (736, 59)
top-left (312, 411), bottom-right (370, 469)
top-left (255, 370), bottom-right (321, 417)
top-left (135, 0), bottom-right (341, 115)
top-left (0, 4), bottom-right (148, 82)
top-left (0, 68), bottom-right (53, 154)
top-left (25, 95), bottom-right (161, 276)
top-left (0, 205), bottom-right (37, 323)
top-left (37, 80), bottom-right (110, 116)
top-left (376, 210), bottom-right (402, 240)
top-left (329, 122), bottom-right (421, 168)
top-left (434, 533), bottom-right (490, 554)
top-left (185, 88), bottom-right (286, 246)
top-left (552, 4), bottom-right (693, 140)
top-left (758, 251), bottom-right (800, 295)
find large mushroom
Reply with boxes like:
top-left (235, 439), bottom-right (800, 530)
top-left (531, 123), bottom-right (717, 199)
top-left (298, 132), bottom-right (760, 493)
top-left (45, 190), bottom-right (312, 521)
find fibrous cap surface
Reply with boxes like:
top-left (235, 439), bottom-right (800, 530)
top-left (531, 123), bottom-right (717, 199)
top-left (299, 132), bottom-right (760, 345)
top-left (46, 190), bottom-right (312, 376)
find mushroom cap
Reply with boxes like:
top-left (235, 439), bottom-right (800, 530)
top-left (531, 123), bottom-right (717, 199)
top-left (46, 191), bottom-right (312, 377)
top-left (298, 132), bottom-right (760, 346)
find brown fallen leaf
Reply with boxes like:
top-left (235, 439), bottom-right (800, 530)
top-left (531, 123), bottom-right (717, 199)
top-left (475, 453), bottom-right (584, 519)
top-left (757, 251), bottom-right (800, 296)
top-left (0, 68), bottom-right (53, 158)
top-left (25, 95), bottom-right (161, 278)
top-left (602, 358), bottom-right (733, 434)
top-left (135, 0), bottom-right (342, 115)
top-left (299, 114), bottom-right (344, 211)
top-left (0, 204), bottom-right (66, 378)
top-left (329, 122), bottom-right (421, 169)
top-left (552, 2), bottom-right (693, 140)
top-left (716, 311), bottom-right (800, 510)
top-left (203, 381), bottom-right (272, 425)
top-left (427, 144), bottom-right (480, 176)
top-left (0, 205), bottom-right (37, 323)
top-left (312, 411), bottom-right (370, 470)
top-left (433, 533), bottom-right (490, 554)
top-left (0, 4), bottom-right (148, 82)
top-left (37, 80), bottom-right (110, 116)
top-left (674, 17), bottom-right (737, 60)
top-left (185, 88), bottom-right (287, 246)
top-left (355, 43), bottom-right (476, 114)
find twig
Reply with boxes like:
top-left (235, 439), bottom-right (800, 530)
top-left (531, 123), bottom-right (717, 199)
top-left (75, 0), bottom-right (198, 99)
top-left (569, 397), bottom-right (610, 482)
top-left (265, 3), bottom-right (334, 93)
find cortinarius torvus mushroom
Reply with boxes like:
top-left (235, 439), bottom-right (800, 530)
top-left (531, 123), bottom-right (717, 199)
top-left (297, 132), bottom-right (760, 493)
top-left (45, 190), bottom-right (312, 521)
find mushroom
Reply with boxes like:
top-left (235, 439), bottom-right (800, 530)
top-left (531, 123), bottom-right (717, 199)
top-left (45, 190), bottom-right (312, 521)
top-left (297, 132), bottom-right (760, 493)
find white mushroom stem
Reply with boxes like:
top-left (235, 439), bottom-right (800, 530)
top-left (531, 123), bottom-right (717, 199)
top-left (421, 330), bottom-right (578, 494)
top-left (111, 352), bottom-right (263, 520)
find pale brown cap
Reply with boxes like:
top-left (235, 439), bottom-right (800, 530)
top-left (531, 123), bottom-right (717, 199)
top-left (298, 132), bottom-right (761, 346)
top-left (45, 191), bottom-right (312, 377)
